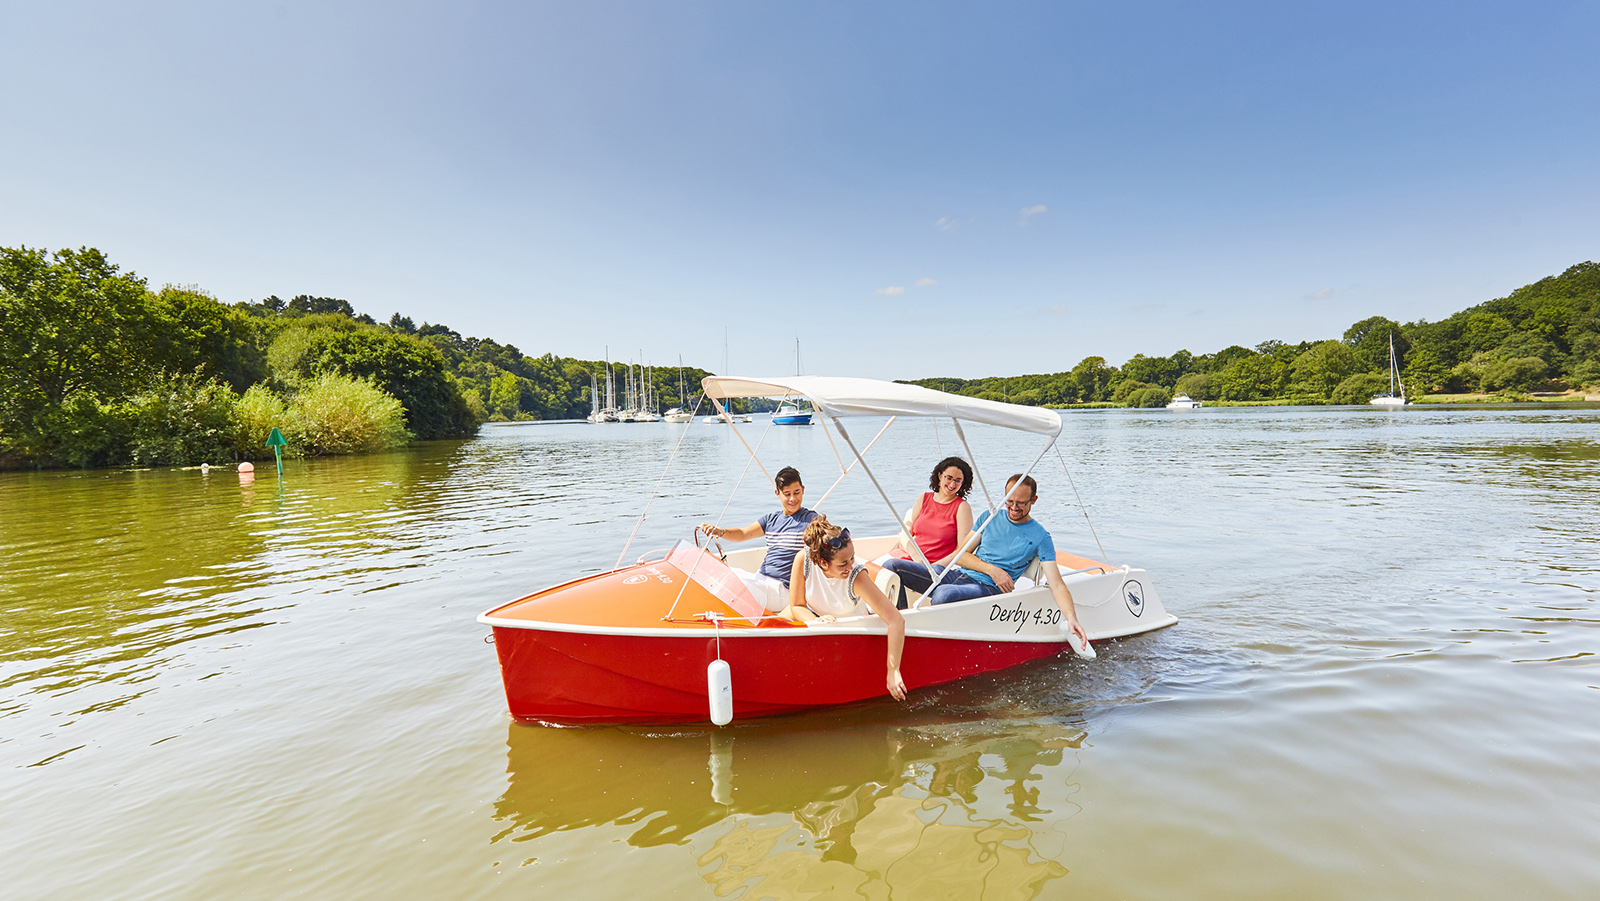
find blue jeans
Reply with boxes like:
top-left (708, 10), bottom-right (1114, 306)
top-left (928, 569), bottom-right (1004, 606)
top-left (881, 557), bottom-right (945, 609)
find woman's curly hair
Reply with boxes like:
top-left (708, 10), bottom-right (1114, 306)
top-left (928, 456), bottom-right (973, 499)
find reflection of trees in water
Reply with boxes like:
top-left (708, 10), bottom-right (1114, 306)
top-left (494, 715), bottom-right (1084, 899)
top-left (0, 444), bottom-right (457, 716)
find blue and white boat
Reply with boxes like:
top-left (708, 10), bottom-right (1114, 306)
top-left (772, 402), bottom-right (813, 425)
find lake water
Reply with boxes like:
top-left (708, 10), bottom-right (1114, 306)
top-left (4, 405), bottom-right (1599, 899)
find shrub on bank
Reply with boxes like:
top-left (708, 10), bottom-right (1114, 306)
top-left (1125, 386), bottom-right (1172, 408)
top-left (128, 377), bottom-right (242, 466)
top-left (284, 373), bottom-right (411, 456)
top-left (33, 393), bottom-right (135, 469)
top-left (234, 384), bottom-right (288, 457)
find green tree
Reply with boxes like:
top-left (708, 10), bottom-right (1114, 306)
top-left (1494, 330), bottom-right (1558, 368)
top-left (488, 371), bottom-right (523, 420)
top-left (149, 286), bottom-right (267, 391)
top-left (1461, 312), bottom-right (1513, 356)
top-left (1174, 372), bottom-right (1213, 400)
top-left (1342, 316), bottom-right (1407, 372)
top-left (1216, 355), bottom-right (1289, 401)
top-left (0, 246), bottom-right (157, 446)
top-left (300, 330), bottom-right (479, 439)
top-left (1200, 345), bottom-right (1256, 373)
top-left (1481, 356), bottom-right (1547, 392)
top-left (1120, 353), bottom-right (1184, 387)
top-left (1069, 356), bottom-right (1115, 402)
top-left (1288, 340), bottom-right (1359, 398)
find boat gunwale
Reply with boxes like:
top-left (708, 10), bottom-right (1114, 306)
top-left (478, 568), bottom-right (1172, 642)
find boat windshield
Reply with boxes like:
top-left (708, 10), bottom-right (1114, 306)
top-left (665, 539), bottom-right (765, 621)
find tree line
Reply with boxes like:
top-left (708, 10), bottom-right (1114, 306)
top-left (907, 262), bottom-right (1600, 407)
top-left (4, 244), bottom-right (1596, 470)
top-left (0, 245), bottom-right (712, 469)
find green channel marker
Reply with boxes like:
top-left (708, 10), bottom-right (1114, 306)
top-left (265, 427), bottom-right (287, 478)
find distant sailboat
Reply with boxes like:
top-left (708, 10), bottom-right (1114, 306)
top-left (586, 373), bottom-right (607, 423)
top-left (663, 356), bottom-right (694, 422)
top-left (773, 338), bottom-right (814, 425)
top-left (1370, 333), bottom-right (1410, 406)
top-left (591, 351), bottom-right (620, 422)
top-left (634, 358), bottom-right (661, 422)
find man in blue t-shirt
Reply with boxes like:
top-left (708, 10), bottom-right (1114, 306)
top-left (700, 466), bottom-right (818, 611)
top-left (928, 474), bottom-right (1088, 647)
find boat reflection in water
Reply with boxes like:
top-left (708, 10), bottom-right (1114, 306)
top-left (493, 707), bottom-right (1083, 897)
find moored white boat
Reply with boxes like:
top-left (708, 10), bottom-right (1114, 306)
top-left (1370, 333), bottom-right (1410, 406)
top-left (1166, 393), bottom-right (1201, 409)
top-left (480, 376), bottom-right (1177, 725)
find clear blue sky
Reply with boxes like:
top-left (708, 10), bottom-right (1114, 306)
top-left (3, 2), bottom-right (1596, 379)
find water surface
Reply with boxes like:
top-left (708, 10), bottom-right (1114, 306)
top-left (4, 406), bottom-right (1598, 898)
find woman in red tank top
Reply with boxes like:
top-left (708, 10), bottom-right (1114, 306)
top-left (880, 456), bottom-right (974, 608)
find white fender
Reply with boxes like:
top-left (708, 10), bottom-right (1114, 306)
top-left (707, 659), bottom-right (733, 725)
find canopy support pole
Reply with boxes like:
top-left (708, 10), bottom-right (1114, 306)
top-left (817, 405), bottom-right (849, 473)
top-left (828, 419), bottom-right (928, 558)
top-left (953, 419), bottom-right (996, 517)
top-left (811, 415), bottom-right (896, 510)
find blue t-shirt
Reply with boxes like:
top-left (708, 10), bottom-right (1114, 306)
top-left (759, 507), bottom-right (818, 584)
top-left (962, 510), bottom-right (1056, 590)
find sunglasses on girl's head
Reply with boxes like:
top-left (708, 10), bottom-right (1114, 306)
top-left (823, 528), bottom-right (851, 549)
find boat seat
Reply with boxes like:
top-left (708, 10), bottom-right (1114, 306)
top-left (873, 568), bottom-right (903, 606)
top-left (1013, 557), bottom-right (1048, 591)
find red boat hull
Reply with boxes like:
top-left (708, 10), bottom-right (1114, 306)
top-left (490, 624), bottom-right (1069, 724)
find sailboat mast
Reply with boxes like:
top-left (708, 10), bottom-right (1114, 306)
top-left (1390, 333), bottom-right (1400, 397)
top-left (604, 346), bottom-right (615, 411)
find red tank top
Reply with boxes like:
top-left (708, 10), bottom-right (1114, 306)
top-left (896, 492), bottom-right (961, 563)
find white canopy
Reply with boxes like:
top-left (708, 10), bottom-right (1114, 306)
top-left (702, 375), bottom-right (1063, 437)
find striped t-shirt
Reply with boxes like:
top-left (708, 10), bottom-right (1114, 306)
top-left (758, 507), bottom-right (818, 585)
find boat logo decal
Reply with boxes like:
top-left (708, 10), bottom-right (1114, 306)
top-left (1125, 580), bottom-right (1145, 617)
top-left (620, 566), bottom-right (674, 586)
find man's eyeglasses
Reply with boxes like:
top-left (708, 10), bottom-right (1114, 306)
top-left (1004, 497), bottom-right (1033, 509)
top-left (824, 528), bottom-right (851, 549)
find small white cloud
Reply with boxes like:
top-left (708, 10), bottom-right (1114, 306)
top-left (1305, 288), bottom-right (1334, 301)
top-left (913, 278), bottom-right (937, 288)
top-left (1041, 304), bottom-right (1066, 316)
top-left (876, 286), bottom-right (906, 296)
top-left (935, 217), bottom-right (958, 232)
top-left (1019, 204), bottom-right (1048, 225)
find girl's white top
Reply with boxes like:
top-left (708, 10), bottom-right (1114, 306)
top-left (802, 559), bottom-right (871, 618)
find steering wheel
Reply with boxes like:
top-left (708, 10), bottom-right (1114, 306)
top-left (694, 526), bottom-right (728, 561)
